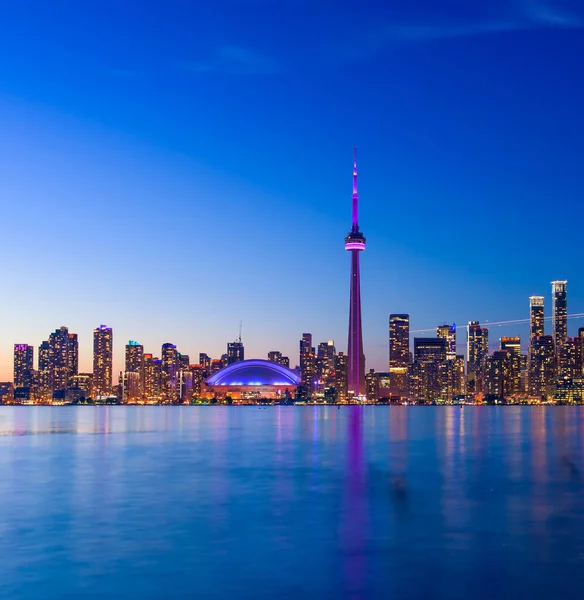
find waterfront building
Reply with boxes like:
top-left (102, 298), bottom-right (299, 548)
top-left (574, 328), bottom-right (584, 376)
top-left (68, 373), bottom-right (93, 400)
top-left (365, 369), bottom-right (379, 402)
top-left (203, 359), bottom-right (300, 402)
top-left (334, 351), bottom-right (348, 401)
top-left (161, 343), bottom-right (179, 403)
top-left (345, 149), bottom-right (366, 396)
top-left (389, 314), bottom-right (409, 393)
top-left (317, 341), bottom-right (336, 388)
top-left (125, 341), bottom-right (144, 398)
top-left (93, 325), bottom-right (113, 398)
top-left (485, 351), bottom-right (513, 402)
top-left (529, 335), bottom-right (555, 399)
top-left (552, 281), bottom-right (568, 374)
top-left (14, 344), bottom-right (34, 388)
top-left (121, 371), bottom-right (141, 403)
top-left (300, 333), bottom-right (316, 395)
top-left (467, 322), bottom-right (489, 394)
top-left (409, 337), bottom-right (447, 402)
top-left (48, 327), bottom-right (78, 393)
top-left (500, 337), bottom-right (522, 394)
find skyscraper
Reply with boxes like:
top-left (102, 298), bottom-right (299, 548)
top-left (125, 340), bottom-right (144, 398)
top-left (437, 324), bottom-right (456, 361)
top-left (345, 149), bottom-right (366, 396)
top-left (389, 314), bottom-right (409, 392)
top-left (467, 322), bottom-right (489, 394)
top-left (161, 343), bottom-right (179, 402)
top-left (48, 326), bottom-right (78, 393)
top-left (529, 296), bottom-right (545, 341)
top-left (500, 337), bottom-right (522, 394)
top-left (93, 324), bottom-right (113, 398)
top-left (14, 344), bottom-right (34, 388)
top-left (552, 281), bottom-right (568, 346)
top-left (299, 333), bottom-right (316, 395)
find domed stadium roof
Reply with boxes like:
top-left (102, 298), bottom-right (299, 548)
top-left (205, 359), bottom-right (301, 387)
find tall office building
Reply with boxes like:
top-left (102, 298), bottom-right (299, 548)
top-left (125, 341), bottom-right (144, 397)
top-left (227, 339), bottom-right (244, 365)
top-left (345, 149), bottom-right (366, 396)
top-left (48, 327), bottom-right (78, 392)
top-left (529, 296), bottom-right (545, 341)
top-left (334, 352), bottom-right (348, 401)
top-left (389, 314), bottom-right (409, 392)
top-left (552, 281), bottom-right (568, 346)
top-left (14, 344), bottom-right (34, 388)
top-left (93, 324), bottom-right (113, 398)
top-left (437, 324), bottom-right (456, 361)
top-left (467, 322), bottom-right (489, 394)
top-left (161, 343), bottom-right (179, 402)
top-left (485, 351), bottom-right (513, 401)
top-left (317, 341), bottom-right (336, 388)
top-left (529, 335), bottom-right (555, 399)
top-left (501, 337), bottom-right (522, 394)
top-left (300, 333), bottom-right (316, 394)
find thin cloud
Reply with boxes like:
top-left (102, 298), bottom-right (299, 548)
top-left (184, 45), bottom-right (277, 75)
top-left (328, 0), bottom-right (583, 63)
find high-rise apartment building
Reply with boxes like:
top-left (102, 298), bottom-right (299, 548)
top-left (467, 322), bottom-right (489, 393)
top-left (529, 335), bottom-right (555, 399)
top-left (334, 352), bottom-right (348, 401)
top-left (437, 324), bottom-right (456, 361)
top-left (48, 327), bottom-right (78, 393)
top-left (529, 296), bottom-right (545, 341)
top-left (14, 344), bottom-right (34, 388)
top-left (143, 353), bottom-right (155, 399)
top-left (389, 314), bottom-right (409, 392)
top-left (300, 333), bottom-right (316, 394)
top-left (37, 340), bottom-right (51, 397)
top-left (125, 341), bottom-right (144, 398)
top-left (485, 351), bottom-right (513, 401)
top-left (161, 343), bottom-right (179, 402)
top-left (317, 341), bottom-right (336, 388)
top-left (93, 324), bottom-right (113, 398)
top-left (267, 351), bottom-right (290, 368)
top-left (552, 281), bottom-right (568, 346)
top-left (500, 337), bottom-right (522, 394)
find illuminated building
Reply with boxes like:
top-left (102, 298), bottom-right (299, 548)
top-left (68, 374), bottom-right (92, 401)
top-left (143, 353), bottom-right (155, 399)
top-left (0, 382), bottom-right (15, 404)
top-left (485, 351), bottom-right (513, 402)
top-left (410, 337), bottom-right (447, 402)
top-left (48, 327), bottom-right (78, 393)
top-left (14, 344), bottom-right (34, 388)
top-left (121, 371), bottom-right (141, 403)
top-left (467, 322), bottom-right (489, 394)
top-left (389, 314), bottom-right (409, 394)
top-left (529, 296), bottom-right (545, 341)
top-left (365, 369), bottom-right (379, 401)
top-left (317, 341), bottom-right (336, 388)
top-left (199, 353), bottom-right (211, 371)
top-left (125, 341), bottom-right (144, 398)
top-left (558, 338), bottom-right (578, 378)
top-left (227, 338), bottom-right (244, 365)
top-left (161, 343), bottom-right (179, 403)
top-left (190, 364), bottom-right (206, 397)
top-left (574, 328), bottom-right (584, 376)
top-left (300, 333), bottom-right (316, 395)
top-left (552, 281), bottom-right (567, 346)
top-left (345, 149), bottom-right (366, 396)
top-left (529, 335), bottom-right (555, 399)
top-left (500, 337), bottom-right (522, 394)
top-left (553, 377), bottom-right (584, 404)
top-left (37, 340), bottom-right (51, 399)
top-left (437, 324), bottom-right (456, 361)
top-left (203, 359), bottom-right (300, 402)
top-left (267, 351), bottom-right (290, 368)
top-left (93, 325), bottom-right (113, 398)
top-left (334, 351), bottom-right (348, 401)
top-left (210, 359), bottom-right (223, 374)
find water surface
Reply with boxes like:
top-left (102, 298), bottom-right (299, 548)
top-left (1, 406), bottom-right (583, 599)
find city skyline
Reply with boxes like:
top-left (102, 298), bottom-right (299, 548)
top-left (1, 1), bottom-right (584, 380)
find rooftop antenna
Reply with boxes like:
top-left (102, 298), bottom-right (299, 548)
top-left (238, 320), bottom-right (242, 344)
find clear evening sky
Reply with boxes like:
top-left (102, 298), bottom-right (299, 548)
top-left (1, 0), bottom-right (583, 379)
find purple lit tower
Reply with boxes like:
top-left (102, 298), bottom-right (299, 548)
top-left (345, 149), bottom-right (366, 396)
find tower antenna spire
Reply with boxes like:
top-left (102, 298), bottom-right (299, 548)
top-left (238, 320), bottom-right (242, 343)
top-left (352, 147), bottom-right (359, 232)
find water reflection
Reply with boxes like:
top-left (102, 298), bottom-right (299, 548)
top-left (1, 406), bottom-right (584, 599)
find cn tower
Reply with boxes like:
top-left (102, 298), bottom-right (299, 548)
top-left (345, 148), bottom-right (366, 396)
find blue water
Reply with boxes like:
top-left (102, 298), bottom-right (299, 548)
top-left (1, 406), bottom-right (583, 599)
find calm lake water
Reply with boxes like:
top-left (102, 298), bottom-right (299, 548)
top-left (1, 406), bottom-right (583, 599)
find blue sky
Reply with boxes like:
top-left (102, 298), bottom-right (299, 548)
top-left (1, 0), bottom-right (584, 378)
